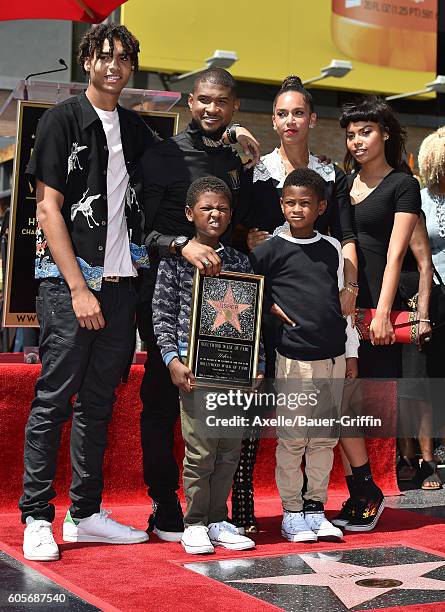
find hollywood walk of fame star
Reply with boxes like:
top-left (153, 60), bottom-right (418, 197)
top-left (229, 553), bottom-right (445, 610)
top-left (207, 284), bottom-right (251, 333)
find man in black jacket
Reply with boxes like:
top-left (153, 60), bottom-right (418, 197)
top-left (139, 68), bottom-right (258, 541)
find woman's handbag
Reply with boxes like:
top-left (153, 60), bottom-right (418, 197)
top-left (355, 308), bottom-right (419, 344)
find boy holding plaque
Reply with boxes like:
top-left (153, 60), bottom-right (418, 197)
top-left (250, 168), bottom-right (359, 543)
top-left (153, 176), bottom-right (264, 554)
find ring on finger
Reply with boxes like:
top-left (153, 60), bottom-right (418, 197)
top-left (424, 336), bottom-right (431, 343)
top-left (202, 258), bottom-right (211, 267)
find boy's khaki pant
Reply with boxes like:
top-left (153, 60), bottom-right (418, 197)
top-left (275, 352), bottom-right (346, 512)
top-left (180, 395), bottom-right (242, 527)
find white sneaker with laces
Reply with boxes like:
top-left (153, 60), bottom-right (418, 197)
top-left (304, 512), bottom-right (344, 541)
top-left (181, 525), bottom-right (214, 554)
top-left (23, 517), bottom-right (59, 561)
top-left (62, 509), bottom-right (149, 544)
top-left (281, 511), bottom-right (317, 543)
top-left (207, 521), bottom-right (255, 550)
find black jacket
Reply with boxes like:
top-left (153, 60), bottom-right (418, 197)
top-left (140, 121), bottom-right (252, 259)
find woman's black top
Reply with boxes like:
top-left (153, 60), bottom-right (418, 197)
top-left (348, 169), bottom-right (421, 310)
top-left (246, 150), bottom-right (355, 243)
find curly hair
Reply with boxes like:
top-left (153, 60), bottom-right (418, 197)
top-left (339, 96), bottom-right (409, 174)
top-left (283, 168), bottom-right (326, 201)
top-left (273, 75), bottom-right (314, 113)
top-left (186, 176), bottom-right (233, 209)
top-left (77, 23), bottom-right (140, 73)
top-left (418, 126), bottom-right (445, 189)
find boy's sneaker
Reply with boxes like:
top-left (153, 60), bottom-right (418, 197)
top-left (344, 491), bottom-right (385, 532)
top-left (62, 509), bottom-right (149, 544)
top-left (208, 521), bottom-right (256, 550)
top-left (304, 512), bottom-right (343, 542)
top-left (281, 511), bottom-right (317, 543)
top-left (332, 497), bottom-right (356, 527)
top-left (181, 526), bottom-right (214, 554)
top-left (23, 517), bottom-right (59, 561)
top-left (148, 499), bottom-right (184, 542)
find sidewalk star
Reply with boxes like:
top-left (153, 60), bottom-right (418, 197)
top-left (229, 553), bottom-right (445, 609)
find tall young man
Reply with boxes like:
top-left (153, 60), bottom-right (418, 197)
top-left (139, 69), bottom-right (258, 541)
top-left (20, 23), bottom-right (158, 561)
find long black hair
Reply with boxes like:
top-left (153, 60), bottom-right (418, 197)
top-left (339, 96), bottom-right (409, 174)
top-left (273, 75), bottom-right (314, 113)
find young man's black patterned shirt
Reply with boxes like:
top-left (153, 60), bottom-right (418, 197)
top-left (26, 92), bottom-right (160, 290)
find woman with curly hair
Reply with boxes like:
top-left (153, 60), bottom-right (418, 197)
top-left (417, 127), bottom-right (445, 465)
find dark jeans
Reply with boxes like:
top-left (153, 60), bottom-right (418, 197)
top-left (138, 266), bottom-right (180, 504)
top-left (19, 278), bottom-right (137, 523)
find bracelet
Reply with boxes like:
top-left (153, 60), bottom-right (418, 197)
top-left (418, 318), bottom-right (431, 323)
top-left (341, 286), bottom-right (358, 297)
top-left (226, 123), bottom-right (240, 145)
top-left (348, 281), bottom-right (359, 288)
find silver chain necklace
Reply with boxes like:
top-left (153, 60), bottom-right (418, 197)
top-left (432, 191), bottom-right (445, 238)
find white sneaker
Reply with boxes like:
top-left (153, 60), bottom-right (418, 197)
top-left (281, 511), bottom-right (317, 543)
top-left (23, 517), bottom-right (59, 561)
top-left (181, 525), bottom-right (214, 554)
top-left (62, 509), bottom-right (149, 544)
top-left (304, 512), bottom-right (344, 542)
top-left (207, 521), bottom-right (255, 551)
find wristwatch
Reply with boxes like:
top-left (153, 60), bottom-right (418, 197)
top-left (173, 235), bottom-right (189, 256)
top-left (226, 123), bottom-right (241, 145)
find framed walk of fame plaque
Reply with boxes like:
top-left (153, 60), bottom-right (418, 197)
top-left (187, 269), bottom-right (264, 389)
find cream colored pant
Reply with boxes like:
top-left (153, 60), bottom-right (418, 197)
top-left (275, 352), bottom-right (346, 511)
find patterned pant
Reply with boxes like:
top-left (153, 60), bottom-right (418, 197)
top-left (231, 434), bottom-right (260, 526)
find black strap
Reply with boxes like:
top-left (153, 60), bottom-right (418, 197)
top-left (433, 265), bottom-right (445, 287)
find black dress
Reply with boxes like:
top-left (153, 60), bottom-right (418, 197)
top-left (248, 151), bottom-right (356, 378)
top-left (349, 170), bottom-right (421, 378)
top-left (231, 152), bottom-right (357, 530)
top-left (247, 150), bottom-right (355, 242)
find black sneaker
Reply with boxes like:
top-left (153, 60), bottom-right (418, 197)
top-left (344, 491), bottom-right (385, 532)
top-left (148, 499), bottom-right (184, 542)
top-left (331, 497), bottom-right (356, 527)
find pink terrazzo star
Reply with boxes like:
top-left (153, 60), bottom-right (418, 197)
top-left (207, 284), bottom-right (251, 333)
top-left (230, 553), bottom-right (445, 609)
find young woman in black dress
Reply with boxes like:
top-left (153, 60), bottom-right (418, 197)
top-left (231, 76), bottom-right (359, 534)
top-left (333, 97), bottom-right (421, 531)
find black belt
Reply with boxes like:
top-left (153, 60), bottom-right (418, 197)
top-left (102, 276), bottom-right (134, 284)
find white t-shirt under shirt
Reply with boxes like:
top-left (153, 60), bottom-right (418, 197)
top-left (92, 104), bottom-right (136, 277)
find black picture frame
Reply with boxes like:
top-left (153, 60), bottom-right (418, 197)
top-left (187, 269), bottom-right (264, 389)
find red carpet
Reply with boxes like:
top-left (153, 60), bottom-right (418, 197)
top-left (1, 502), bottom-right (444, 612)
top-left (0, 363), bottom-right (414, 611)
top-left (0, 363), bottom-right (399, 511)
